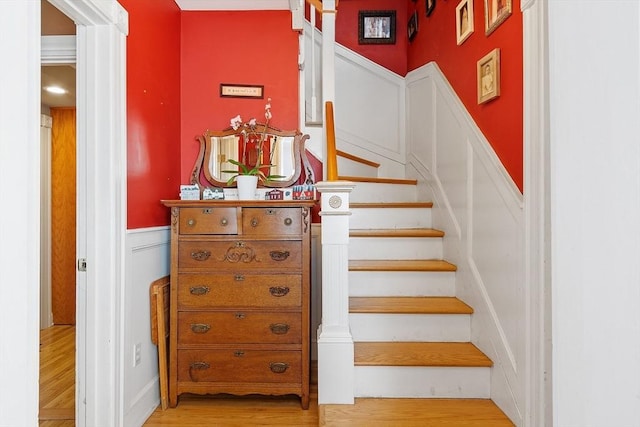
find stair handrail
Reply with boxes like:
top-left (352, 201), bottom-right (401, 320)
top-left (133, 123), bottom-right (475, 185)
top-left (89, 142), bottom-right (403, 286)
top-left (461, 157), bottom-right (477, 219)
top-left (305, 0), bottom-right (339, 14)
top-left (325, 101), bottom-right (338, 181)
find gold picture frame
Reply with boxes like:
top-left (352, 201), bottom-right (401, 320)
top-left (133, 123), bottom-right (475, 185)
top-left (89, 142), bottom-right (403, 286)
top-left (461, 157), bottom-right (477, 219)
top-left (456, 0), bottom-right (474, 45)
top-left (484, 0), bottom-right (512, 35)
top-left (477, 48), bottom-right (500, 104)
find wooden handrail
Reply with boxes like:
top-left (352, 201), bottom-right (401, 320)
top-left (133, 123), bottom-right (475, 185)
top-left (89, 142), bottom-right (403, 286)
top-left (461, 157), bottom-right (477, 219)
top-left (325, 101), bottom-right (338, 181)
top-left (306, 0), bottom-right (323, 12)
top-left (305, 0), bottom-right (339, 14)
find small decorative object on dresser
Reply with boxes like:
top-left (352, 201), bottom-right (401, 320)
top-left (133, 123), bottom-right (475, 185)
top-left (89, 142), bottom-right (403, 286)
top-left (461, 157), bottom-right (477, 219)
top-left (161, 199), bottom-right (315, 409)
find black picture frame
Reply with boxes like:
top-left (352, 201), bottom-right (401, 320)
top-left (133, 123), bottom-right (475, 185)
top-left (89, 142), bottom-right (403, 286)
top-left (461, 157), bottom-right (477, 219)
top-left (426, 0), bottom-right (436, 16)
top-left (358, 10), bottom-right (396, 45)
top-left (408, 11), bottom-right (418, 42)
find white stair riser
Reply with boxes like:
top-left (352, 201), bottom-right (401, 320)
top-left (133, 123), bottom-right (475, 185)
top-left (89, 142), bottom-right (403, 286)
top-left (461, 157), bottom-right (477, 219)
top-left (350, 208), bottom-right (432, 229)
top-left (338, 158), bottom-right (378, 178)
top-left (350, 183), bottom-right (418, 203)
top-left (354, 366), bottom-right (490, 398)
top-left (350, 314), bottom-right (470, 342)
top-left (349, 271), bottom-right (456, 297)
top-left (349, 237), bottom-right (443, 260)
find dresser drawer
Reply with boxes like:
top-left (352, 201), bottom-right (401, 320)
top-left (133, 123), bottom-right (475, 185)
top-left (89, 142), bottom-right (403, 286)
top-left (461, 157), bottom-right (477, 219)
top-left (178, 273), bottom-right (301, 309)
top-left (242, 207), bottom-right (303, 237)
top-left (179, 207), bottom-right (237, 235)
top-left (178, 240), bottom-right (302, 271)
top-left (177, 349), bottom-right (301, 384)
top-left (178, 311), bottom-right (301, 345)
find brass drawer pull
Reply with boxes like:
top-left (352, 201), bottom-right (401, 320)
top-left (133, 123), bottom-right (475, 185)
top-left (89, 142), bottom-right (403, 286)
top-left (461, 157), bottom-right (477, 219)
top-left (250, 218), bottom-right (259, 227)
top-left (284, 218), bottom-right (292, 226)
top-left (270, 323), bottom-right (290, 335)
top-left (191, 250), bottom-right (211, 261)
top-left (190, 323), bottom-right (211, 334)
top-left (234, 274), bottom-right (245, 281)
top-left (189, 286), bottom-right (210, 296)
top-left (235, 312), bottom-right (246, 320)
top-left (269, 362), bottom-right (289, 374)
top-left (220, 218), bottom-right (228, 226)
top-left (269, 286), bottom-right (290, 297)
top-left (270, 250), bottom-right (290, 261)
top-left (187, 218), bottom-right (196, 227)
top-left (190, 361), bottom-right (210, 370)
top-left (234, 350), bottom-right (245, 357)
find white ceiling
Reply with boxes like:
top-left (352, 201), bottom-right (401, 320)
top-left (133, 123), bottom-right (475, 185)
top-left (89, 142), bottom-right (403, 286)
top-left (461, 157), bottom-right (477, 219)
top-left (41, 0), bottom-right (76, 108)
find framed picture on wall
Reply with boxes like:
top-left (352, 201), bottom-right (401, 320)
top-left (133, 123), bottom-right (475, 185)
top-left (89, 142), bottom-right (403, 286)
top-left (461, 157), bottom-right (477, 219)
top-left (358, 10), bottom-right (396, 45)
top-left (456, 0), bottom-right (474, 45)
top-left (484, 0), bottom-right (512, 35)
top-left (477, 48), bottom-right (500, 104)
top-left (408, 11), bottom-right (418, 42)
top-left (426, 0), bottom-right (436, 16)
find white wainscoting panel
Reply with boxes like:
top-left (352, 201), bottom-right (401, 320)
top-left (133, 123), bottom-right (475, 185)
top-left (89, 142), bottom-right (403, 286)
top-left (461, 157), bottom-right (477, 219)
top-left (406, 62), bottom-right (524, 425)
top-left (302, 22), bottom-right (407, 179)
top-left (123, 226), bottom-right (170, 427)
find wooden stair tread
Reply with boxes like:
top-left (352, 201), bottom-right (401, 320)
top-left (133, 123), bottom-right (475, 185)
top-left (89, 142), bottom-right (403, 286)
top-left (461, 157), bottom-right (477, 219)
top-left (339, 175), bottom-right (418, 185)
top-left (350, 228), bottom-right (444, 238)
top-left (351, 201), bottom-right (433, 208)
top-left (320, 398), bottom-right (514, 426)
top-left (349, 259), bottom-right (457, 272)
top-left (354, 342), bottom-right (493, 367)
top-left (350, 297), bottom-right (473, 314)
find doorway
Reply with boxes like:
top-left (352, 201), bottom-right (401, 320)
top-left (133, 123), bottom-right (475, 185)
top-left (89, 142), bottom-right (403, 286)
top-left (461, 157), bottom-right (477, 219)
top-left (40, 1), bottom-right (77, 423)
top-left (38, 0), bottom-right (129, 425)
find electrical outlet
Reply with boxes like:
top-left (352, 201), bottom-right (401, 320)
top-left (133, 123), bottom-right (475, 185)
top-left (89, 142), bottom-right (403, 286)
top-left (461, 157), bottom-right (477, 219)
top-left (133, 343), bottom-right (141, 367)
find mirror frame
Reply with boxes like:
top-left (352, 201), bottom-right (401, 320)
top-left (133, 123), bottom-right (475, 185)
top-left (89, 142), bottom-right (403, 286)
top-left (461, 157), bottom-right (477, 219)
top-left (190, 124), bottom-right (314, 188)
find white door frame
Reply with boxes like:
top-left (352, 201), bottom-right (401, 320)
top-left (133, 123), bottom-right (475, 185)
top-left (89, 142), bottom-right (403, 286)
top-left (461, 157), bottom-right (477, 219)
top-left (45, 1), bottom-right (129, 426)
top-left (522, 0), bottom-right (551, 425)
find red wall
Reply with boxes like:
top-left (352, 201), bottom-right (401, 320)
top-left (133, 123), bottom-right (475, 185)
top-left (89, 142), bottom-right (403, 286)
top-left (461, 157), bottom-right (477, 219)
top-left (330, 0), bottom-right (523, 191)
top-left (334, 1), bottom-right (409, 76)
top-left (407, 0), bottom-right (523, 191)
top-left (180, 11), bottom-right (300, 185)
top-left (121, 0), bottom-right (182, 228)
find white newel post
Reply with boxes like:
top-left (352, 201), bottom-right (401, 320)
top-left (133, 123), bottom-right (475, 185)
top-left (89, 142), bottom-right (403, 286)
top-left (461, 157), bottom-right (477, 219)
top-left (316, 181), bottom-right (356, 404)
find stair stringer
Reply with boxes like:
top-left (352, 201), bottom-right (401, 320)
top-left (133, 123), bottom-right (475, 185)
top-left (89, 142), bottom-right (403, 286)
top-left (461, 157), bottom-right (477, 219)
top-left (405, 62), bottom-right (525, 425)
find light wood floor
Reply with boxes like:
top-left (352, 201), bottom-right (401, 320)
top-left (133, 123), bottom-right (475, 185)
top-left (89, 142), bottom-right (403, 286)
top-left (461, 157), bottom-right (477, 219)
top-left (39, 325), bottom-right (75, 427)
top-left (39, 326), bottom-right (512, 426)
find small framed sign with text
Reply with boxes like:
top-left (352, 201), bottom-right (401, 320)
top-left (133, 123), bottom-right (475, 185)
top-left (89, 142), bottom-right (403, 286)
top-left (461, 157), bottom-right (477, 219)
top-left (220, 84), bottom-right (264, 99)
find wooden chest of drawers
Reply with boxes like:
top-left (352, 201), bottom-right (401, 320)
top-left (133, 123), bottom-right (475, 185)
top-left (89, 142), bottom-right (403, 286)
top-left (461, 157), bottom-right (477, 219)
top-left (161, 200), bottom-right (314, 409)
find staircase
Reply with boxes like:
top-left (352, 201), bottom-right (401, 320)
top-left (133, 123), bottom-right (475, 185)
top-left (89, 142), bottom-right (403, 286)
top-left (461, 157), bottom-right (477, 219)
top-left (319, 154), bottom-right (514, 425)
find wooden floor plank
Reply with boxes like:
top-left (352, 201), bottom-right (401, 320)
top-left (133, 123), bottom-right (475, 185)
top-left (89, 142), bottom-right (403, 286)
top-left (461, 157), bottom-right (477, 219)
top-left (350, 296), bottom-right (473, 314)
top-left (39, 325), bottom-right (75, 426)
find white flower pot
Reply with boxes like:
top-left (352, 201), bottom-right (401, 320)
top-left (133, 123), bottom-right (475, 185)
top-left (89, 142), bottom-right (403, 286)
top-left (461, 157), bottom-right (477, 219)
top-left (236, 175), bottom-right (259, 200)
